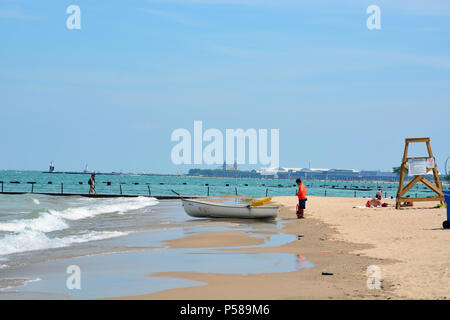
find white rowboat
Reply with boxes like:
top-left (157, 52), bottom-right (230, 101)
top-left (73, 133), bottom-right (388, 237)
top-left (181, 199), bottom-right (279, 219)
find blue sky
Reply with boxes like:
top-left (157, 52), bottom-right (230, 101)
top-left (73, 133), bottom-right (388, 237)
top-left (0, 0), bottom-right (449, 173)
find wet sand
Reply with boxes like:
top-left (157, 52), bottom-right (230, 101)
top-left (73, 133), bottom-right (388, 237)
top-left (112, 195), bottom-right (448, 300)
top-left (168, 231), bottom-right (265, 248)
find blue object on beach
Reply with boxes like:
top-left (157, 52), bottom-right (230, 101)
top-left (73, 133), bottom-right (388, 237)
top-left (443, 191), bottom-right (450, 229)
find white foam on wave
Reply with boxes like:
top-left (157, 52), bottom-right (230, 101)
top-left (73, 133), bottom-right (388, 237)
top-left (0, 196), bottom-right (155, 256)
top-left (63, 230), bottom-right (128, 243)
top-left (0, 277), bottom-right (42, 291)
top-left (32, 198), bottom-right (40, 205)
top-left (49, 196), bottom-right (158, 221)
top-left (0, 197), bottom-right (158, 234)
top-left (0, 213), bottom-right (69, 233)
top-left (0, 229), bottom-right (129, 256)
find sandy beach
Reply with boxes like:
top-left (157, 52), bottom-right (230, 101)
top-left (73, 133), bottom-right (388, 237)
top-left (112, 196), bottom-right (448, 300)
top-left (292, 196), bottom-right (449, 299)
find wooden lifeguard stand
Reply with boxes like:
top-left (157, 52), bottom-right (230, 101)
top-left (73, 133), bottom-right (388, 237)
top-left (396, 138), bottom-right (444, 209)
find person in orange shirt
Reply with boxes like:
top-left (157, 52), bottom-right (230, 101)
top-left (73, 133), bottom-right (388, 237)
top-left (296, 179), bottom-right (307, 219)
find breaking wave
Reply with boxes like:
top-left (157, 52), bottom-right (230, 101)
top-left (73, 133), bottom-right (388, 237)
top-left (0, 229), bottom-right (128, 256)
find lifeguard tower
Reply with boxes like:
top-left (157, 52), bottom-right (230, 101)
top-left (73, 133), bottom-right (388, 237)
top-left (395, 138), bottom-right (444, 210)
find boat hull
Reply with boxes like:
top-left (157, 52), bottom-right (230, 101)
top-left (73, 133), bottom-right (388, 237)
top-left (181, 199), bottom-right (279, 219)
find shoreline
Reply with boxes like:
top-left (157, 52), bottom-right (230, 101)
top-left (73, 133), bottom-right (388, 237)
top-left (111, 196), bottom-right (404, 300)
top-left (112, 195), bottom-right (448, 300)
top-left (0, 194), bottom-right (446, 299)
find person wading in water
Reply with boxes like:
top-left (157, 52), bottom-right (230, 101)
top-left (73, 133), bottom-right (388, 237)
top-left (88, 173), bottom-right (97, 195)
top-left (296, 179), bottom-right (307, 219)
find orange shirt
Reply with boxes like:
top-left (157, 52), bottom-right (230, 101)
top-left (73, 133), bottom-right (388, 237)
top-left (297, 183), bottom-right (307, 199)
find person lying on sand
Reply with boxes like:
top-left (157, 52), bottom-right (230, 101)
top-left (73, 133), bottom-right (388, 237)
top-left (365, 198), bottom-right (388, 208)
top-left (401, 195), bottom-right (414, 207)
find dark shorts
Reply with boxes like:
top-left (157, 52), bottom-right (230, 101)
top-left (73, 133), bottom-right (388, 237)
top-left (298, 199), bottom-right (307, 210)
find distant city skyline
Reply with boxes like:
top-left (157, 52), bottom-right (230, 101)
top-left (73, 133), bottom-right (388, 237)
top-left (3, 158), bottom-right (447, 176)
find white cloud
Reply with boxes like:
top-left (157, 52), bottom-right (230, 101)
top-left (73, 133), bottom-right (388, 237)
top-left (319, 48), bottom-right (450, 70)
top-left (0, 8), bottom-right (46, 21)
top-left (211, 45), bottom-right (264, 58)
top-left (144, 0), bottom-right (277, 5)
top-left (145, 0), bottom-right (450, 16)
top-left (140, 8), bottom-right (205, 26)
top-left (377, 0), bottom-right (450, 16)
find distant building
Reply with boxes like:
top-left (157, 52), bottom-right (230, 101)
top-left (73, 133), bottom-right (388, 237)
top-left (258, 167), bottom-right (398, 181)
top-left (188, 166), bottom-right (400, 181)
top-left (223, 161), bottom-right (227, 171)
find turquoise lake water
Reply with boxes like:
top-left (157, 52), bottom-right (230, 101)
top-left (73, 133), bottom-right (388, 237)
top-left (1, 170), bottom-right (444, 198)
